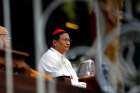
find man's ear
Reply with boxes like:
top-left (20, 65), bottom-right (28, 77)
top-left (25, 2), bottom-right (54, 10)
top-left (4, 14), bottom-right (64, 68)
top-left (52, 40), bottom-right (57, 47)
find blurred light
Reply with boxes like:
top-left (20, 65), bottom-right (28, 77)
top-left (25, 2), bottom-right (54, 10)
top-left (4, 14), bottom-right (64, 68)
top-left (65, 22), bottom-right (79, 30)
top-left (132, 0), bottom-right (140, 20)
top-left (136, 2), bottom-right (140, 13)
top-left (63, 0), bottom-right (76, 20)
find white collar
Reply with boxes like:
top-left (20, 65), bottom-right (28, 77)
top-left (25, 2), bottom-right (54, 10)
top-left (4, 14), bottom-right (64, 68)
top-left (50, 47), bottom-right (66, 57)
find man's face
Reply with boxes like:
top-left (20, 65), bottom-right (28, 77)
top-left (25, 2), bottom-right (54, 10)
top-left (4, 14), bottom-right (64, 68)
top-left (54, 33), bottom-right (71, 54)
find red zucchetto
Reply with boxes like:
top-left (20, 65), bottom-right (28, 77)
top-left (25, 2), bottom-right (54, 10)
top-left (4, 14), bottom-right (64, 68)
top-left (51, 28), bottom-right (66, 37)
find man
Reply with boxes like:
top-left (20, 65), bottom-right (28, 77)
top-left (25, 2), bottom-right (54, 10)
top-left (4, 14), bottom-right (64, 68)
top-left (39, 28), bottom-right (86, 88)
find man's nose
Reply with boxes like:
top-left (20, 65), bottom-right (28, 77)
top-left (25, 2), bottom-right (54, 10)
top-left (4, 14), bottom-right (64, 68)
top-left (66, 41), bottom-right (70, 45)
top-left (67, 41), bottom-right (70, 45)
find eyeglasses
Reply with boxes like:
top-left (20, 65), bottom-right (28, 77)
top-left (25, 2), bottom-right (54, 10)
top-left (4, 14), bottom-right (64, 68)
top-left (60, 38), bottom-right (72, 42)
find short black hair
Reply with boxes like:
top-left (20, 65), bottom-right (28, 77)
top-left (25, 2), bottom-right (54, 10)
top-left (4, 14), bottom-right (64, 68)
top-left (51, 31), bottom-right (67, 41)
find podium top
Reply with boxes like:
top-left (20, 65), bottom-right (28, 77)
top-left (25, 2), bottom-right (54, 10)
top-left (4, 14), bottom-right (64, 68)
top-left (0, 48), bottom-right (29, 58)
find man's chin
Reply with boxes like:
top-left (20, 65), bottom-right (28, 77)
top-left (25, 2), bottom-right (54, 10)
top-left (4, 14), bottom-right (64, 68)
top-left (65, 48), bottom-right (69, 51)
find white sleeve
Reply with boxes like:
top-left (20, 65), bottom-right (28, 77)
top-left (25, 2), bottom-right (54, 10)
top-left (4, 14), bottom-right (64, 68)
top-left (65, 59), bottom-right (87, 88)
top-left (65, 59), bottom-right (79, 80)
